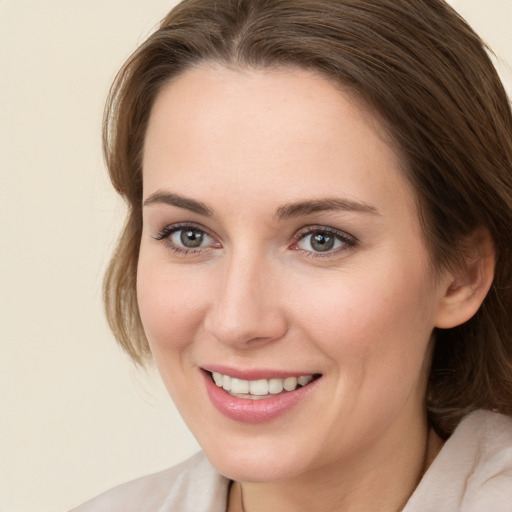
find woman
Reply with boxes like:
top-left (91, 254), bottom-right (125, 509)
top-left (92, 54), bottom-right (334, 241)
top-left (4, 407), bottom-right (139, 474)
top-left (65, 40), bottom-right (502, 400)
top-left (72, 0), bottom-right (512, 510)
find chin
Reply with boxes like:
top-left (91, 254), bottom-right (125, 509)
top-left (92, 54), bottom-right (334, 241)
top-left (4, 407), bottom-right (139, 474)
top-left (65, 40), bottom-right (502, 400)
top-left (196, 429), bottom-right (321, 483)
top-left (208, 451), bottom-right (309, 483)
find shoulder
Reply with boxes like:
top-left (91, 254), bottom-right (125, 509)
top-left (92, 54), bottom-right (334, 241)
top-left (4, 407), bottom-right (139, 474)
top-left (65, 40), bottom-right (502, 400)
top-left (457, 411), bottom-right (512, 511)
top-left (68, 451), bottom-right (230, 512)
top-left (405, 410), bottom-right (512, 512)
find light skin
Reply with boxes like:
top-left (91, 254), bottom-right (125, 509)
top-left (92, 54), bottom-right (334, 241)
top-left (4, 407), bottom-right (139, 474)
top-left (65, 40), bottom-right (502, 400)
top-left (137, 64), bottom-right (494, 512)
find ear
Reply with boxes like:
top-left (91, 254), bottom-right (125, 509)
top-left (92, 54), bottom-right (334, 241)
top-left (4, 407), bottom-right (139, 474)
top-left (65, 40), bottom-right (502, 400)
top-left (435, 228), bottom-right (495, 329)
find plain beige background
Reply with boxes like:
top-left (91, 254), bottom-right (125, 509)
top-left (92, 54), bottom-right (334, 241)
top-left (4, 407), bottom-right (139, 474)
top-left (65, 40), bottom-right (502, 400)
top-left (1, 1), bottom-right (511, 511)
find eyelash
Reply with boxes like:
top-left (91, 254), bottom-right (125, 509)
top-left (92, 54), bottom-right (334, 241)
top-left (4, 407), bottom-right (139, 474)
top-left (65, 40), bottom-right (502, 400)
top-left (152, 223), bottom-right (357, 257)
top-left (153, 223), bottom-right (219, 255)
top-left (291, 226), bottom-right (357, 258)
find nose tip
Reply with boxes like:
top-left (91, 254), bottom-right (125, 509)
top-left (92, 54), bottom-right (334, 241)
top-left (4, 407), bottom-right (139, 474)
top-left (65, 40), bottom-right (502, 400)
top-left (206, 305), bottom-right (287, 348)
top-left (203, 260), bottom-right (288, 349)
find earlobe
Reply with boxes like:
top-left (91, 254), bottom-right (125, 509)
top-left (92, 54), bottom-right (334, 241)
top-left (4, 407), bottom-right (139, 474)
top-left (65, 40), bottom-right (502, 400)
top-left (435, 228), bottom-right (495, 329)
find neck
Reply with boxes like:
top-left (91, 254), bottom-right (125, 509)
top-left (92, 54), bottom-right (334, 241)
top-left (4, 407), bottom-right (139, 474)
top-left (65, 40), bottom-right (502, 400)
top-left (228, 416), bottom-right (444, 512)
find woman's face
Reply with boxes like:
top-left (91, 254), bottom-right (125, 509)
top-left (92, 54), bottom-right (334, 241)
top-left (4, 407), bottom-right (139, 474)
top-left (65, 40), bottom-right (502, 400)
top-left (138, 65), bottom-right (451, 482)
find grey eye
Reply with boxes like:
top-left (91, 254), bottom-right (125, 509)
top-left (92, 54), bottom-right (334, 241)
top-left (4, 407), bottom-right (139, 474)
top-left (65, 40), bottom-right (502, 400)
top-left (310, 233), bottom-right (335, 252)
top-left (171, 228), bottom-right (213, 248)
top-left (297, 231), bottom-right (344, 253)
top-left (181, 229), bottom-right (204, 247)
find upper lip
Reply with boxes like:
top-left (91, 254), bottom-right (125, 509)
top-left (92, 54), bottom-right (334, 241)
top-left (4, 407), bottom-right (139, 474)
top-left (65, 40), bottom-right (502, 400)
top-left (201, 365), bottom-right (321, 381)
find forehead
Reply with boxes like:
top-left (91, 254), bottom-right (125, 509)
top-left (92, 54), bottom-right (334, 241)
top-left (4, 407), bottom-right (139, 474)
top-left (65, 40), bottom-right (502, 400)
top-left (142, 64), bottom-right (416, 221)
top-left (145, 64), bottom-right (388, 158)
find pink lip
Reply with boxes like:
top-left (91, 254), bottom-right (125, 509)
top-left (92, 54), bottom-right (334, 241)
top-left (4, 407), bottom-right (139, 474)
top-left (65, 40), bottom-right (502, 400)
top-left (201, 369), bottom-right (321, 424)
top-left (203, 365), bottom-right (314, 381)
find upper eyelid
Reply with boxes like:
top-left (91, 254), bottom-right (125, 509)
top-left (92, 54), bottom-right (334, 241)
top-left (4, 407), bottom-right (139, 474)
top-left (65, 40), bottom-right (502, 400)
top-left (154, 222), bottom-right (216, 239)
top-left (153, 223), bottom-right (219, 255)
top-left (152, 222), bottom-right (357, 250)
top-left (293, 225), bottom-right (357, 242)
top-left (291, 225), bottom-right (358, 255)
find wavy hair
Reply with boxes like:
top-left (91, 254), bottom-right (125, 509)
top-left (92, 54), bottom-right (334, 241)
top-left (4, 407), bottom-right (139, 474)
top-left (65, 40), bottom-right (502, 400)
top-left (102, 0), bottom-right (512, 437)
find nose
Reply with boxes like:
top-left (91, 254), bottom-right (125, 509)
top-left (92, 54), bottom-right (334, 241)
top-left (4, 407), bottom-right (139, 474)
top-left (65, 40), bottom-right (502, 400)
top-left (203, 251), bottom-right (288, 349)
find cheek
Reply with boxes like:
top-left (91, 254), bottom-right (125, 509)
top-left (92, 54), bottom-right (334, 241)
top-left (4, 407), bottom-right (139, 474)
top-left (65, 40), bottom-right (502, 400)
top-left (136, 257), bottom-right (208, 354)
top-left (295, 257), bottom-right (438, 377)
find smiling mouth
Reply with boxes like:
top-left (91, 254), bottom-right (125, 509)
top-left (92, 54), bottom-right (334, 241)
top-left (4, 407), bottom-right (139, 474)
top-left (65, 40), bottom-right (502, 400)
top-left (209, 371), bottom-right (322, 400)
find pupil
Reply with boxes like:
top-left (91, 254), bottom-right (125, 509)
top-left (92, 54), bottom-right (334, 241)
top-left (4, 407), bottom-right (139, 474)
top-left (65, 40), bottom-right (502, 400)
top-left (311, 233), bottom-right (334, 252)
top-left (180, 229), bottom-right (203, 248)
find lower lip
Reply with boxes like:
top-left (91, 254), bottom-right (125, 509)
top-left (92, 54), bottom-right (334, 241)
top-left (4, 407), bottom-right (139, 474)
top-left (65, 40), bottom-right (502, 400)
top-left (202, 371), bottom-right (319, 424)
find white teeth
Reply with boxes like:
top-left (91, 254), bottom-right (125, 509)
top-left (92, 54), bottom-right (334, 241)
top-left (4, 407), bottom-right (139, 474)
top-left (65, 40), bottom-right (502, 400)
top-left (268, 378), bottom-right (284, 394)
top-left (222, 375), bottom-right (231, 391)
top-left (249, 379), bottom-right (269, 396)
top-left (283, 377), bottom-right (298, 391)
top-left (230, 378), bottom-right (249, 394)
top-left (211, 371), bottom-right (316, 397)
top-left (298, 375), bottom-right (313, 387)
top-left (212, 372), bottom-right (223, 386)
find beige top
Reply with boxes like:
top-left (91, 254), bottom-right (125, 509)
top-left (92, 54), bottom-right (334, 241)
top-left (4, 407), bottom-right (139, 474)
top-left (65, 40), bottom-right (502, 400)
top-left (70, 410), bottom-right (512, 512)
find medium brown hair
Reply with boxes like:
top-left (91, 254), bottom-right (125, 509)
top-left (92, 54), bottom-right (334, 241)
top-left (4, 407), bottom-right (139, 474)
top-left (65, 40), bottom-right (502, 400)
top-left (103, 0), bottom-right (512, 437)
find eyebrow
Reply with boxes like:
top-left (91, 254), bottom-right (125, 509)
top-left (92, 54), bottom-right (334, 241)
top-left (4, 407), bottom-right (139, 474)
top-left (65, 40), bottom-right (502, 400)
top-left (143, 191), bottom-right (213, 216)
top-left (274, 198), bottom-right (379, 220)
top-left (143, 191), bottom-right (379, 219)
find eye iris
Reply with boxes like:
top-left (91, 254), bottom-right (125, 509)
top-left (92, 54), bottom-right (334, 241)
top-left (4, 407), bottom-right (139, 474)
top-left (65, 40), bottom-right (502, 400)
top-left (311, 232), bottom-right (335, 252)
top-left (180, 229), bottom-right (204, 248)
